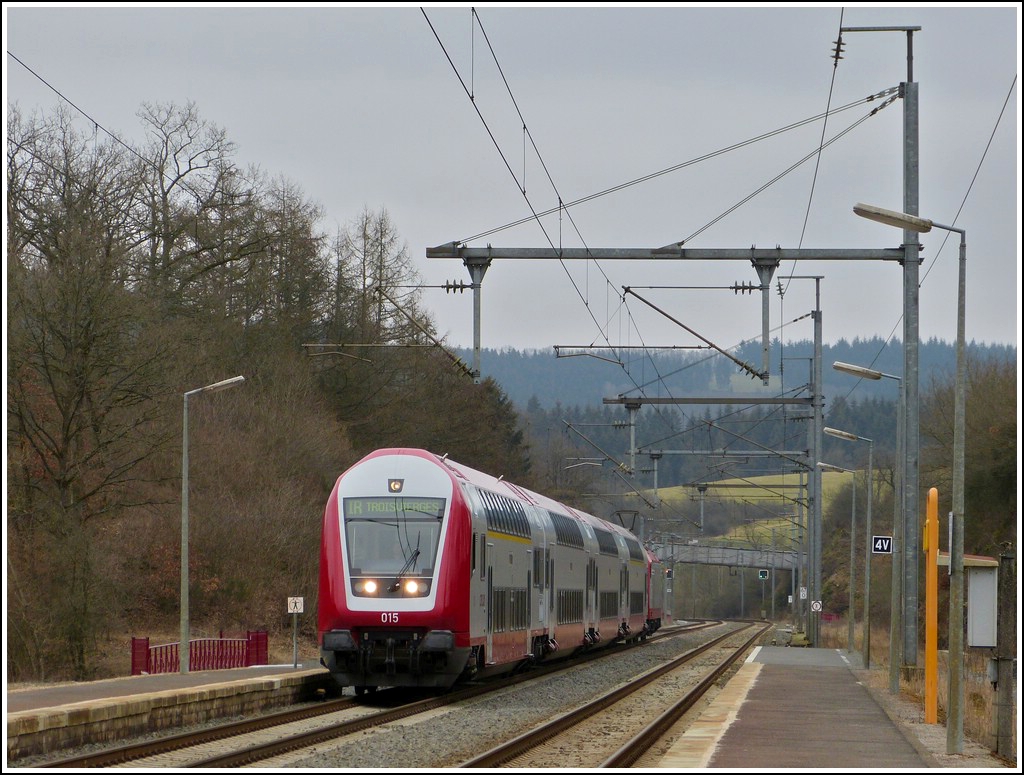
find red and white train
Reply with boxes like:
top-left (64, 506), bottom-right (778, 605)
top-left (318, 448), bottom-right (667, 693)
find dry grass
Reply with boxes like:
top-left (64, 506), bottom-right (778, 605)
top-left (820, 618), bottom-right (1015, 755)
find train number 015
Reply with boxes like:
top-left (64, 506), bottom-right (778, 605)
top-left (381, 612), bottom-right (399, 624)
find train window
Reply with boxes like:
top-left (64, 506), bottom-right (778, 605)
top-left (480, 490), bottom-right (495, 531)
top-left (479, 490), bottom-right (533, 539)
top-left (342, 497), bottom-right (444, 575)
top-left (549, 511), bottom-right (584, 550)
top-left (594, 527), bottom-right (618, 556)
top-left (472, 532), bottom-right (477, 573)
top-left (630, 591), bottom-right (645, 615)
top-left (493, 589), bottom-right (507, 632)
top-left (479, 535), bottom-right (487, 580)
top-left (624, 537), bottom-right (645, 562)
top-left (599, 591), bottom-right (618, 619)
top-left (556, 589), bottom-right (583, 624)
top-left (499, 501), bottom-right (508, 533)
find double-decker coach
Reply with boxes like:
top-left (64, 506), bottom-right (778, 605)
top-left (318, 448), bottom-right (658, 693)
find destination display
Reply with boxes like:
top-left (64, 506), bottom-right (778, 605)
top-left (343, 496), bottom-right (445, 519)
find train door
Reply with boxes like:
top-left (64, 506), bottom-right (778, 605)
top-left (586, 555), bottom-right (597, 634)
top-left (485, 563), bottom-right (494, 665)
top-left (620, 562), bottom-right (628, 623)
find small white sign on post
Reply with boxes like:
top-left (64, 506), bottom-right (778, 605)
top-left (288, 597), bottom-right (304, 668)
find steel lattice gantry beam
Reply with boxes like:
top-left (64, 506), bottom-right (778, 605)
top-left (426, 245), bottom-right (902, 261)
top-left (650, 542), bottom-right (802, 572)
top-left (427, 244), bottom-right (901, 387)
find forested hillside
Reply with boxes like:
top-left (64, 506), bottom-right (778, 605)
top-left (461, 339), bottom-right (1015, 411)
top-left (6, 103), bottom-right (531, 680)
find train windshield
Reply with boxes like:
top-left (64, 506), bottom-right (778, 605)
top-left (342, 497), bottom-right (445, 575)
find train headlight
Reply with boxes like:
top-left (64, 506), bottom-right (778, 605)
top-left (403, 579), bottom-right (421, 595)
top-left (361, 580), bottom-right (378, 594)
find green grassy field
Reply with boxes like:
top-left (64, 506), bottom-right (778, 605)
top-left (647, 470), bottom-right (856, 543)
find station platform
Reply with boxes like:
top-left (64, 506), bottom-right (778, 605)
top-left (660, 645), bottom-right (938, 768)
top-left (6, 648), bottom-right (1007, 768)
top-left (5, 663), bottom-right (333, 761)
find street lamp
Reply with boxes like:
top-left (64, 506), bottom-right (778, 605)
top-left (181, 375), bottom-right (245, 674)
top-left (834, 360), bottom-right (903, 693)
top-left (819, 461), bottom-right (857, 655)
top-left (854, 202), bottom-right (967, 753)
top-left (825, 427), bottom-right (874, 669)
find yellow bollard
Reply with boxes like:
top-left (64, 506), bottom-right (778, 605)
top-left (924, 487), bottom-right (939, 724)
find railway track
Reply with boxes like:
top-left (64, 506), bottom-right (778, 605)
top-left (36, 621), bottom-right (721, 768)
top-left (460, 622), bottom-right (769, 768)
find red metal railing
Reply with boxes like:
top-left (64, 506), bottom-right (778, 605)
top-left (131, 630), bottom-right (269, 675)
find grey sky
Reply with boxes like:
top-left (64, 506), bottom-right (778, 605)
top-left (5, 4), bottom-right (1020, 355)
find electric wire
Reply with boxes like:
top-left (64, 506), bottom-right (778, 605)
top-left (424, 6), bottom-right (689, 449)
top-left (458, 92), bottom-right (892, 244)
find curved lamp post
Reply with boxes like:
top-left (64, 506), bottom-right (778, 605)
top-left (834, 360), bottom-right (903, 693)
top-left (825, 427), bottom-right (874, 668)
top-left (181, 375), bottom-right (245, 674)
top-left (854, 202), bottom-right (967, 753)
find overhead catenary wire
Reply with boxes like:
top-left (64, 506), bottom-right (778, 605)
top-left (422, 8), bottom-right (902, 486)
top-left (423, 6), bottom-right (691, 442)
top-left (457, 91), bottom-right (896, 245)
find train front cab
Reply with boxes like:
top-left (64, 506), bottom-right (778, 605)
top-left (319, 450), bottom-right (474, 691)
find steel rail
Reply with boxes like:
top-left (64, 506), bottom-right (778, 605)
top-left (460, 622), bottom-right (765, 768)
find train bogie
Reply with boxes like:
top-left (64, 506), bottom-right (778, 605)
top-left (318, 449), bottom-right (663, 692)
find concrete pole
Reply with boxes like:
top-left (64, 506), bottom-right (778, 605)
top-left (890, 379), bottom-right (904, 693)
top-left (946, 230), bottom-right (967, 754)
top-left (811, 281), bottom-right (824, 646)
top-left (180, 393), bottom-right (191, 674)
top-left (848, 473), bottom-right (857, 654)
top-left (902, 61), bottom-right (922, 673)
top-left (995, 551), bottom-right (1016, 759)
top-left (465, 256), bottom-right (491, 385)
top-left (863, 441), bottom-right (874, 669)
top-left (924, 487), bottom-right (938, 724)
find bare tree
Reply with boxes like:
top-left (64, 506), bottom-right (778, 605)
top-left (7, 108), bottom-right (179, 678)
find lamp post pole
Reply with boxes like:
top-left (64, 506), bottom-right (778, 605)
top-left (863, 440), bottom-right (874, 669)
top-left (852, 202), bottom-right (967, 753)
top-left (181, 375), bottom-right (245, 674)
top-left (947, 226), bottom-right (967, 754)
top-left (834, 362), bottom-right (902, 690)
top-left (848, 468), bottom-right (857, 654)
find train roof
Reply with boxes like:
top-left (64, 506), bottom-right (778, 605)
top-left (359, 448), bottom-right (642, 543)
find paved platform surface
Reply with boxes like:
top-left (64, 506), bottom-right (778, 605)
top-left (6, 662), bottom-right (323, 713)
top-left (660, 645), bottom-right (1013, 769)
